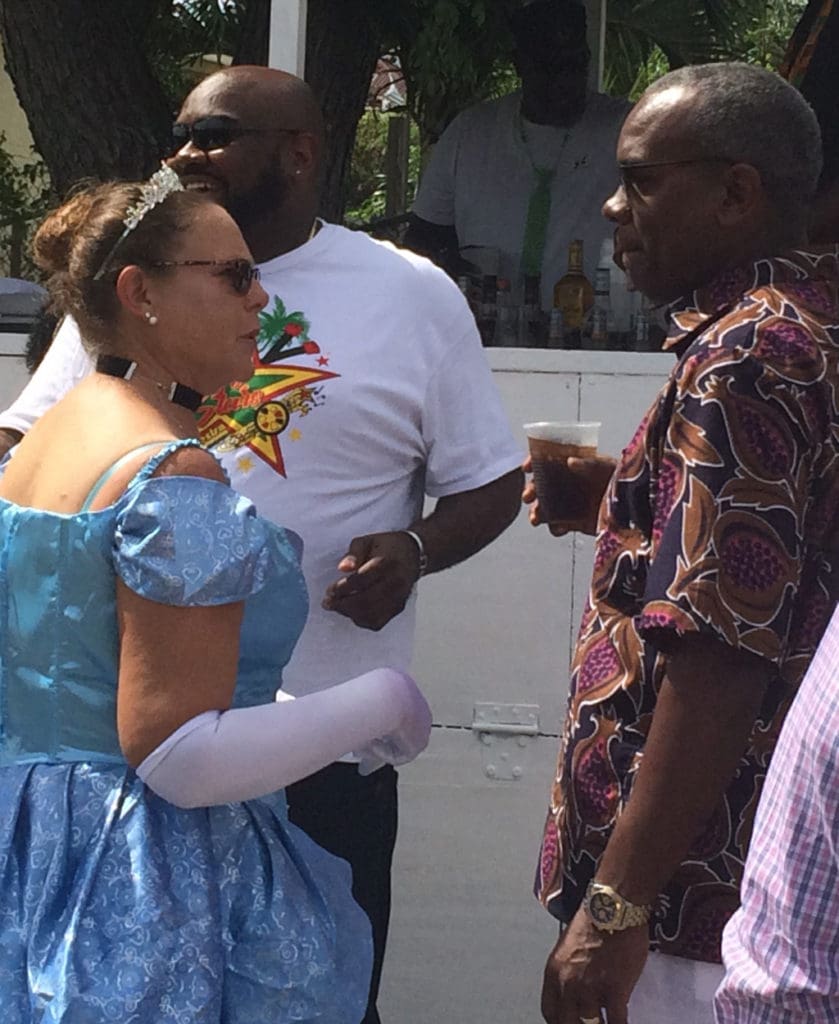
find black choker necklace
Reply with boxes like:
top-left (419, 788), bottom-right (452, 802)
top-left (96, 355), bottom-right (203, 412)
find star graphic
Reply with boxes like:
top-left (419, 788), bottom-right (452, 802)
top-left (289, 428), bottom-right (302, 441)
top-left (198, 358), bottom-right (338, 475)
top-left (317, 355), bottom-right (330, 366)
top-left (236, 454), bottom-right (256, 474)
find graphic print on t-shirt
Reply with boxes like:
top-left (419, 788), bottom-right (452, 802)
top-left (197, 296), bottom-right (339, 477)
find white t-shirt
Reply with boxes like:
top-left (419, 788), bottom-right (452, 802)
top-left (0, 224), bottom-right (522, 697)
top-left (1, 315), bottom-right (93, 435)
top-left (412, 90), bottom-right (630, 309)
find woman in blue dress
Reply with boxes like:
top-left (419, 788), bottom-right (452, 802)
top-left (0, 171), bottom-right (432, 1023)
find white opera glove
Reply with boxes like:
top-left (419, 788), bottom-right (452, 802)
top-left (282, 677), bottom-right (433, 775)
top-left (281, 684), bottom-right (432, 777)
top-left (353, 673), bottom-right (434, 775)
top-left (135, 667), bottom-right (432, 809)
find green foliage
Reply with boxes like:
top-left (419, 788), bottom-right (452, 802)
top-left (738, 0), bottom-right (808, 69)
top-left (344, 110), bottom-right (423, 226)
top-left (348, 0), bottom-right (816, 220)
top-left (604, 0), bottom-right (809, 97)
top-left (622, 45), bottom-right (671, 101)
top-left (143, 0), bottom-right (245, 106)
top-left (2, 0), bottom-right (817, 242)
top-left (387, 0), bottom-right (519, 143)
top-left (0, 133), bottom-right (53, 278)
top-left (0, 136), bottom-right (51, 226)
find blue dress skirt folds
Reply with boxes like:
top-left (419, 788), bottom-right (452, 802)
top-left (0, 440), bottom-right (373, 1023)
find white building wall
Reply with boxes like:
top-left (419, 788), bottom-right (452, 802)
top-left (0, 335), bottom-right (29, 406)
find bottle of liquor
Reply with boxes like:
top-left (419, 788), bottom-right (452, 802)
top-left (547, 308), bottom-right (564, 348)
top-left (456, 274), bottom-right (477, 321)
top-left (633, 295), bottom-right (650, 350)
top-left (590, 265), bottom-right (611, 349)
top-left (516, 306), bottom-right (529, 348)
top-left (476, 273), bottom-right (497, 346)
top-left (520, 273), bottom-right (545, 347)
top-left (553, 239), bottom-right (594, 350)
top-left (493, 277), bottom-right (518, 347)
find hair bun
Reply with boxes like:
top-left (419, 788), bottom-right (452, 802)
top-left (27, 177), bottom-right (201, 358)
top-left (31, 185), bottom-right (102, 275)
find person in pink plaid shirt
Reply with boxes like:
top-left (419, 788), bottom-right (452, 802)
top-left (715, 606), bottom-right (839, 1022)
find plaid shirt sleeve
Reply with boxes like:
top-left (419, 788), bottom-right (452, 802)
top-left (715, 605), bottom-right (839, 1022)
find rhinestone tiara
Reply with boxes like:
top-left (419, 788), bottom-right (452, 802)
top-left (93, 165), bottom-right (184, 281)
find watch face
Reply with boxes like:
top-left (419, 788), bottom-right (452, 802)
top-left (588, 891), bottom-right (618, 925)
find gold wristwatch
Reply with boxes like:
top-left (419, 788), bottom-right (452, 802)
top-left (583, 881), bottom-right (652, 933)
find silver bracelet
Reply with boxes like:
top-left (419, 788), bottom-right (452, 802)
top-left (402, 529), bottom-right (428, 577)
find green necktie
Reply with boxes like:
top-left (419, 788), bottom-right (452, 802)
top-left (520, 166), bottom-right (555, 278)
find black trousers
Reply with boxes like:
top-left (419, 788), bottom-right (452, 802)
top-left (286, 762), bottom-right (398, 1024)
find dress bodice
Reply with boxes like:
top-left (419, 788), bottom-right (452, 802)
top-left (0, 439), bottom-right (307, 765)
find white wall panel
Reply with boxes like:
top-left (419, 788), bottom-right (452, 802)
top-left (0, 334), bottom-right (28, 409)
top-left (380, 727), bottom-right (561, 1024)
top-left (412, 369), bottom-right (578, 728)
top-left (412, 353), bottom-right (671, 732)
top-left (393, 350), bottom-right (672, 1023)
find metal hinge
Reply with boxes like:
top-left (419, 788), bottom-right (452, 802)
top-left (471, 703), bottom-right (540, 781)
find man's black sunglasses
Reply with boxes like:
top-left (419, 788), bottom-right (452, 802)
top-left (150, 257), bottom-right (261, 295)
top-left (618, 157), bottom-right (734, 191)
top-left (171, 116), bottom-right (301, 153)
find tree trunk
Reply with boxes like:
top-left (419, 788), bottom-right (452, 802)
top-left (234, 0), bottom-right (380, 223)
top-left (233, 0), bottom-right (270, 66)
top-left (305, 0), bottom-right (379, 223)
top-left (385, 114), bottom-right (410, 217)
top-left (0, 0), bottom-right (173, 196)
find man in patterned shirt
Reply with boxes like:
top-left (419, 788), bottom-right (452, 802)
top-left (529, 62), bottom-right (839, 1024)
top-left (715, 606), bottom-right (839, 1022)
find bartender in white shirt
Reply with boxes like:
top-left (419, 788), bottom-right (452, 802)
top-left (406, 0), bottom-right (630, 310)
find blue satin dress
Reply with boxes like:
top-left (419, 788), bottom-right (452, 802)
top-left (0, 440), bottom-right (373, 1023)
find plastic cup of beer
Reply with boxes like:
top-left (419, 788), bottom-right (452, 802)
top-left (524, 421), bottom-right (601, 524)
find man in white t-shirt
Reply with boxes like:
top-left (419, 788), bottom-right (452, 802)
top-left (0, 67), bottom-right (523, 1024)
top-left (406, 0), bottom-right (630, 308)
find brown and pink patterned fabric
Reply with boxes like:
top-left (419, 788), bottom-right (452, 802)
top-left (536, 249), bottom-right (839, 963)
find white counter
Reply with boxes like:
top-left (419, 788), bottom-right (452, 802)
top-left (0, 332), bottom-right (29, 410)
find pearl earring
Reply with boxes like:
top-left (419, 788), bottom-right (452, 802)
top-left (144, 311), bottom-right (158, 326)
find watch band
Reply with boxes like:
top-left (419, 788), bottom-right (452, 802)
top-left (402, 529), bottom-right (428, 577)
top-left (584, 881), bottom-right (652, 932)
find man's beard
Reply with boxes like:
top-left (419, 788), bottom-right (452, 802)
top-left (226, 166), bottom-right (291, 229)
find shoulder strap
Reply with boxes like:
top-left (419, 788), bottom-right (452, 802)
top-left (80, 439), bottom-right (198, 512)
top-left (127, 437), bottom-right (204, 487)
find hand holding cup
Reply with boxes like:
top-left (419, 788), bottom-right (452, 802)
top-left (523, 422), bottom-right (615, 536)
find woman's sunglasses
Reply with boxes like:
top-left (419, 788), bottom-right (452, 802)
top-left (150, 258), bottom-right (261, 295)
top-left (170, 116), bottom-right (300, 154)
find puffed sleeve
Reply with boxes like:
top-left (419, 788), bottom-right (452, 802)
top-left (112, 476), bottom-right (276, 606)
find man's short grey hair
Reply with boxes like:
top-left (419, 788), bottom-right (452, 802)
top-left (642, 62), bottom-right (822, 223)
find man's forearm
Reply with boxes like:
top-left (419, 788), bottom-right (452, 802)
top-left (596, 633), bottom-right (770, 906)
top-left (0, 428), bottom-right (22, 459)
top-left (402, 214), bottom-right (459, 265)
top-left (411, 467), bottom-right (522, 574)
